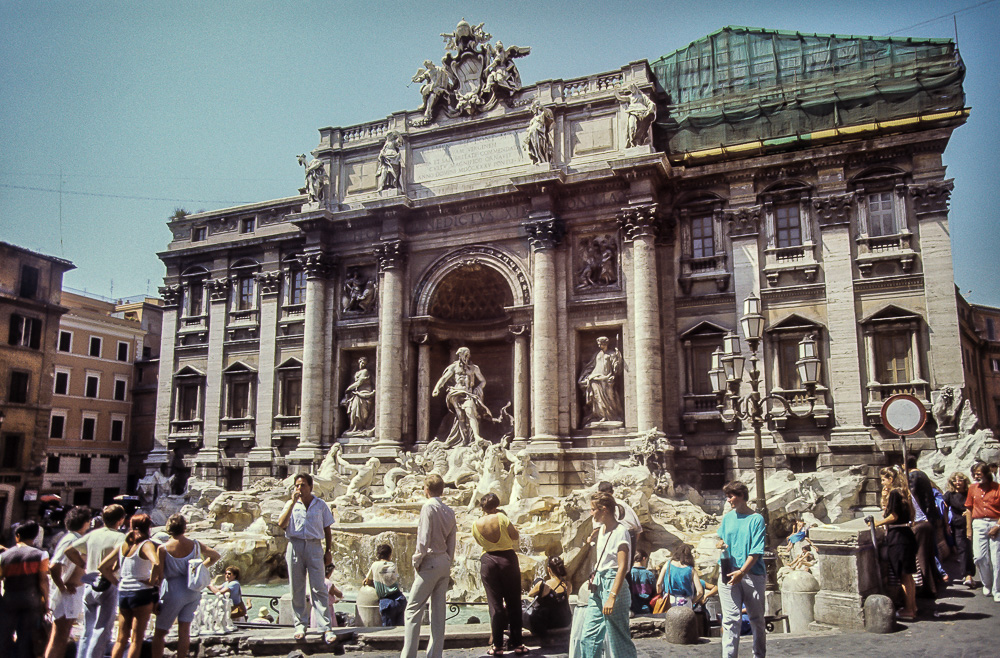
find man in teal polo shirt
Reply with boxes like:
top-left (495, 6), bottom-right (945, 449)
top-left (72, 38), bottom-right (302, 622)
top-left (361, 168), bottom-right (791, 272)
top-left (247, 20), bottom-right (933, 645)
top-left (717, 480), bottom-right (766, 658)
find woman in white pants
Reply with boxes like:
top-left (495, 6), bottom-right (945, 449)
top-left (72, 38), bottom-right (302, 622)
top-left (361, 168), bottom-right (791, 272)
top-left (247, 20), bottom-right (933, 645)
top-left (965, 462), bottom-right (1000, 601)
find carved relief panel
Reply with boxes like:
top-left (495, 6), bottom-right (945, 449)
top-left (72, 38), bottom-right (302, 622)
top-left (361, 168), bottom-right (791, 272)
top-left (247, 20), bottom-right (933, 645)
top-left (574, 233), bottom-right (620, 293)
top-left (340, 266), bottom-right (378, 318)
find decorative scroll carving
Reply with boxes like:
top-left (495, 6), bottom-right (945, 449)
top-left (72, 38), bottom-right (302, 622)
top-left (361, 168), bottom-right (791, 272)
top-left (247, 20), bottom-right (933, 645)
top-left (254, 271), bottom-right (282, 296)
top-left (296, 155), bottom-right (328, 205)
top-left (206, 277), bottom-right (230, 302)
top-left (813, 193), bottom-right (855, 227)
top-left (374, 240), bottom-right (407, 271)
top-left (724, 205), bottom-right (763, 238)
top-left (299, 252), bottom-right (335, 280)
top-left (375, 132), bottom-right (404, 193)
top-left (524, 100), bottom-right (554, 165)
top-left (159, 284), bottom-right (182, 307)
top-left (411, 19), bottom-right (530, 125)
top-left (908, 179), bottom-right (954, 216)
top-left (617, 204), bottom-right (660, 241)
top-left (576, 234), bottom-right (618, 289)
top-left (524, 217), bottom-right (565, 251)
top-left (341, 267), bottom-right (377, 315)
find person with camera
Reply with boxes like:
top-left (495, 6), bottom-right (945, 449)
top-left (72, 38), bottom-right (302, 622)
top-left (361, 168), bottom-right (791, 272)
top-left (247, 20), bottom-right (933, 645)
top-left (717, 481), bottom-right (766, 658)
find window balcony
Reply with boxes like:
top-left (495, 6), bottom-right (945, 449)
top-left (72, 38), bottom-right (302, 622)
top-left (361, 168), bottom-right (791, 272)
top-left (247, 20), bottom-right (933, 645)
top-left (168, 419), bottom-right (203, 444)
top-left (865, 379), bottom-right (930, 425)
top-left (763, 243), bottom-right (819, 287)
top-left (678, 254), bottom-right (730, 294)
top-left (856, 232), bottom-right (917, 277)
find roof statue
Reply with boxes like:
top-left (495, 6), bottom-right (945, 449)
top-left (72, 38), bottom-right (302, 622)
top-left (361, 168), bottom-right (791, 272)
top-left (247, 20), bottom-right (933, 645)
top-left (411, 19), bottom-right (530, 126)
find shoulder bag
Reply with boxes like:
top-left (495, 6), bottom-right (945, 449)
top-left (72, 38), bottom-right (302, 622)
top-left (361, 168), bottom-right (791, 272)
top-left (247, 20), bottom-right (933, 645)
top-left (187, 540), bottom-right (211, 591)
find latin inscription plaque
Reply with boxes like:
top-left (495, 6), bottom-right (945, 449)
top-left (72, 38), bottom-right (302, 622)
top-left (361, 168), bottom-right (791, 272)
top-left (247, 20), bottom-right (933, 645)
top-left (412, 132), bottom-right (525, 183)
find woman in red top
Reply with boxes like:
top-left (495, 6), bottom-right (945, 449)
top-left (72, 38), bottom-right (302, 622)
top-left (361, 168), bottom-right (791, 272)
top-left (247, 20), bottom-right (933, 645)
top-left (965, 462), bottom-right (1000, 601)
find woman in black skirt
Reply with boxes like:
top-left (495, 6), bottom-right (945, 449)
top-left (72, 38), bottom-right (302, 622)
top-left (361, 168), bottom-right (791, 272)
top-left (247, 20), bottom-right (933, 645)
top-left (473, 493), bottom-right (526, 655)
top-left (873, 466), bottom-right (919, 620)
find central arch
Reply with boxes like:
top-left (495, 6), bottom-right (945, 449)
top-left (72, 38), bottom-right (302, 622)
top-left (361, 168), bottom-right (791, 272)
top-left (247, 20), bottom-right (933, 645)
top-left (413, 245), bottom-right (530, 317)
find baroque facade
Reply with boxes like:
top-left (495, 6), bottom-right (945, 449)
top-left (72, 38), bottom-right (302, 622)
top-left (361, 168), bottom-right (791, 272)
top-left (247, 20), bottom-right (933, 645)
top-left (150, 25), bottom-right (968, 497)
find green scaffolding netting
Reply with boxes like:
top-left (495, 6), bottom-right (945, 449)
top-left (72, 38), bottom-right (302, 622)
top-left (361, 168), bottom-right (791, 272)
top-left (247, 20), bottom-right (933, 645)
top-left (651, 26), bottom-right (966, 155)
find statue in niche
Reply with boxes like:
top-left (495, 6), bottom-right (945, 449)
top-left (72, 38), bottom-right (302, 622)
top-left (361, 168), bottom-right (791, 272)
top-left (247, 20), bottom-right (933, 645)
top-left (296, 154), bottom-right (328, 204)
top-left (341, 268), bottom-right (376, 315)
top-left (578, 336), bottom-right (624, 425)
top-left (615, 83), bottom-right (656, 148)
top-left (433, 346), bottom-right (490, 446)
top-left (523, 99), bottom-right (554, 165)
top-left (576, 235), bottom-right (618, 289)
top-left (341, 357), bottom-right (375, 436)
top-left (412, 59), bottom-right (456, 125)
top-left (375, 131), bottom-right (404, 193)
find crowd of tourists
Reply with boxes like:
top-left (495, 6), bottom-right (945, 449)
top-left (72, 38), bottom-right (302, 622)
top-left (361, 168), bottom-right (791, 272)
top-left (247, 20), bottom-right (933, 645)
top-left (2, 457), bottom-right (997, 658)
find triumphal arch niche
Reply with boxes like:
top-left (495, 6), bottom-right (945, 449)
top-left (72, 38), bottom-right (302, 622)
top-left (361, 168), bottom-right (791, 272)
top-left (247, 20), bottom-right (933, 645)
top-left (151, 20), bottom-right (967, 496)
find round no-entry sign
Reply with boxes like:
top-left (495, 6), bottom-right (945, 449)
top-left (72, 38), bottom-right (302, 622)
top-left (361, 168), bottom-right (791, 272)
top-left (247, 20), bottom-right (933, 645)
top-left (880, 394), bottom-right (927, 436)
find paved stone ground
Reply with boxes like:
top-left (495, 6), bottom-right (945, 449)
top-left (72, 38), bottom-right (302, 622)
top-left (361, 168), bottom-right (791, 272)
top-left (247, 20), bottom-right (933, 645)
top-left (349, 584), bottom-right (998, 658)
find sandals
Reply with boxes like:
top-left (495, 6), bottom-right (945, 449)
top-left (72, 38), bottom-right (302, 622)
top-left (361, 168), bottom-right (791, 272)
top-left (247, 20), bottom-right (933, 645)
top-left (293, 631), bottom-right (306, 641)
top-left (513, 646), bottom-right (529, 655)
top-left (325, 631), bottom-right (338, 644)
top-left (486, 648), bottom-right (504, 656)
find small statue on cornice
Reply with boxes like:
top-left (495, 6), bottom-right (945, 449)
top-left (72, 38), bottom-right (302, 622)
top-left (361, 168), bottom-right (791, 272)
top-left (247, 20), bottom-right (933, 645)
top-left (296, 154), bottom-right (328, 204)
top-left (412, 59), bottom-right (456, 125)
top-left (483, 40), bottom-right (530, 97)
top-left (615, 83), bottom-right (656, 148)
top-left (523, 99), bottom-right (554, 165)
top-left (375, 131), bottom-right (404, 193)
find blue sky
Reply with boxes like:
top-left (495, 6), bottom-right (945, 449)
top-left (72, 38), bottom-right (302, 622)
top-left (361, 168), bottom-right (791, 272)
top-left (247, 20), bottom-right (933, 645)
top-left (1, 0), bottom-right (998, 305)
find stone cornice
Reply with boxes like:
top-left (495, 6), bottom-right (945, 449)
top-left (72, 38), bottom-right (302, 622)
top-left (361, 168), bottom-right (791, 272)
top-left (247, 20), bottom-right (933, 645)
top-left (158, 284), bottom-right (182, 308)
top-left (255, 270), bottom-right (283, 296)
top-left (207, 277), bottom-right (230, 301)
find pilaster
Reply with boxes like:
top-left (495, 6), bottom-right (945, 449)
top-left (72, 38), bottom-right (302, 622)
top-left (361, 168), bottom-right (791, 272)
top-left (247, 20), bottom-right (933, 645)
top-left (374, 239), bottom-right (407, 452)
top-left (249, 270), bottom-right (281, 468)
top-left (196, 276), bottom-right (230, 480)
top-left (148, 284), bottom-right (181, 470)
top-left (525, 215), bottom-right (564, 446)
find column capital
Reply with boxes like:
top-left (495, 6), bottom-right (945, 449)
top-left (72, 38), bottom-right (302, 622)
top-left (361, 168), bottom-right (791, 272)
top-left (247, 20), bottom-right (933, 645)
top-left (158, 284), bottom-right (182, 308)
top-left (374, 239), bottom-right (407, 271)
top-left (255, 270), bottom-right (283, 296)
top-left (299, 251), bottom-right (336, 279)
top-left (206, 277), bottom-right (230, 301)
top-left (723, 204), bottom-right (763, 238)
top-left (909, 179), bottom-right (954, 216)
top-left (813, 193), bottom-right (855, 228)
top-left (524, 216), bottom-right (565, 251)
top-left (617, 203), bottom-right (663, 241)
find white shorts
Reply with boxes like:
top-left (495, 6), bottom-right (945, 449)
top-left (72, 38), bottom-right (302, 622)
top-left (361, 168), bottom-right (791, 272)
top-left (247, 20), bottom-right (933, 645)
top-left (51, 586), bottom-right (85, 620)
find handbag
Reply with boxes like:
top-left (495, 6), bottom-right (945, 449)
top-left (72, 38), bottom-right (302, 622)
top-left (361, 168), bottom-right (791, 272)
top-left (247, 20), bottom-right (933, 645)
top-left (91, 575), bottom-right (113, 593)
top-left (187, 541), bottom-right (211, 591)
top-left (231, 601), bottom-right (248, 620)
top-left (653, 561), bottom-right (672, 614)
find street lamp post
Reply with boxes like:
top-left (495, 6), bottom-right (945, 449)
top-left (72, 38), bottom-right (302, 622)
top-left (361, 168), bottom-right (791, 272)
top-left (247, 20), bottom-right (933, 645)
top-left (709, 293), bottom-right (822, 527)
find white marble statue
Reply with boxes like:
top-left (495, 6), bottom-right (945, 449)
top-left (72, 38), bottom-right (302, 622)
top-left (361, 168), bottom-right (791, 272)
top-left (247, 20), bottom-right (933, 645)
top-left (524, 99), bottom-right (554, 165)
top-left (467, 439), bottom-right (514, 510)
top-left (412, 59), bottom-right (454, 124)
top-left (508, 448), bottom-right (540, 505)
top-left (296, 154), bottom-right (328, 204)
top-left (578, 336), bottom-right (624, 425)
top-left (334, 456), bottom-right (381, 507)
top-left (137, 470), bottom-right (174, 506)
top-left (433, 347), bottom-right (490, 446)
top-left (483, 40), bottom-right (530, 96)
top-left (616, 83), bottom-right (656, 148)
top-left (375, 131), bottom-right (404, 192)
top-left (341, 357), bottom-right (375, 436)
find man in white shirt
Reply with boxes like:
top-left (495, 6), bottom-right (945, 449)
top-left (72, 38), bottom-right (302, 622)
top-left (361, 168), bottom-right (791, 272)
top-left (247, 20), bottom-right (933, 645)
top-left (64, 504), bottom-right (126, 658)
top-left (278, 472), bottom-right (337, 643)
top-left (44, 505), bottom-right (93, 658)
top-left (400, 474), bottom-right (456, 658)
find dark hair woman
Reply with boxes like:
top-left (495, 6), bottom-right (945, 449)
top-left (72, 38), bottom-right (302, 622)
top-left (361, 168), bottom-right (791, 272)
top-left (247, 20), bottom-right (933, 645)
top-left (579, 492), bottom-right (636, 658)
top-left (655, 543), bottom-right (704, 608)
top-left (98, 514), bottom-right (160, 658)
top-left (872, 467), bottom-right (919, 620)
top-left (944, 472), bottom-right (977, 587)
top-left (473, 493), bottom-right (524, 655)
top-left (152, 514), bottom-right (220, 658)
top-left (524, 556), bottom-right (572, 637)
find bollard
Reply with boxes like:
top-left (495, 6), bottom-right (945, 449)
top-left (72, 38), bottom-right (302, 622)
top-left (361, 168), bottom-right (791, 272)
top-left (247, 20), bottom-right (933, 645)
top-left (355, 585), bottom-right (382, 627)
top-left (663, 606), bottom-right (699, 644)
top-left (863, 594), bottom-right (896, 633)
top-left (780, 570), bottom-right (820, 633)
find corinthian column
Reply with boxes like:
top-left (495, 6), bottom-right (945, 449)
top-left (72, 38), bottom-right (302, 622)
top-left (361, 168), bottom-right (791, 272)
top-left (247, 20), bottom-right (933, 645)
top-left (290, 251), bottom-right (333, 463)
top-left (375, 240), bottom-right (406, 451)
top-left (148, 284), bottom-right (181, 472)
top-left (619, 205), bottom-right (664, 433)
top-left (249, 271), bottom-right (281, 469)
top-left (525, 216), bottom-right (564, 445)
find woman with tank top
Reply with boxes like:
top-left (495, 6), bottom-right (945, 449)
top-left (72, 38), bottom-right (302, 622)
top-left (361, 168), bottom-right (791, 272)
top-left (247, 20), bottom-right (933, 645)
top-left (524, 555), bottom-right (571, 637)
top-left (655, 543), bottom-right (704, 608)
top-left (473, 493), bottom-right (525, 656)
top-left (98, 513), bottom-right (160, 658)
top-left (151, 514), bottom-right (220, 658)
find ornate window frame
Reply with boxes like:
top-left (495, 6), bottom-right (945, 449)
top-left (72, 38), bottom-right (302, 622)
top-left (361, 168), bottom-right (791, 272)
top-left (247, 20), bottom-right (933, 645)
top-left (860, 305), bottom-right (929, 425)
top-left (220, 361), bottom-right (256, 440)
top-left (170, 365), bottom-right (205, 442)
top-left (760, 181), bottom-right (819, 287)
top-left (274, 358), bottom-right (303, 437)
top-left (679, 321), bottom-right (730, 432)
top-left (763, 314), bottom-right (831, 429)
top-left (850, 168), bottom-right (917, 277)
top-left (676, 195), bottom-right (729, 295)
top-left (177, 265), bottom-right (210, 345)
